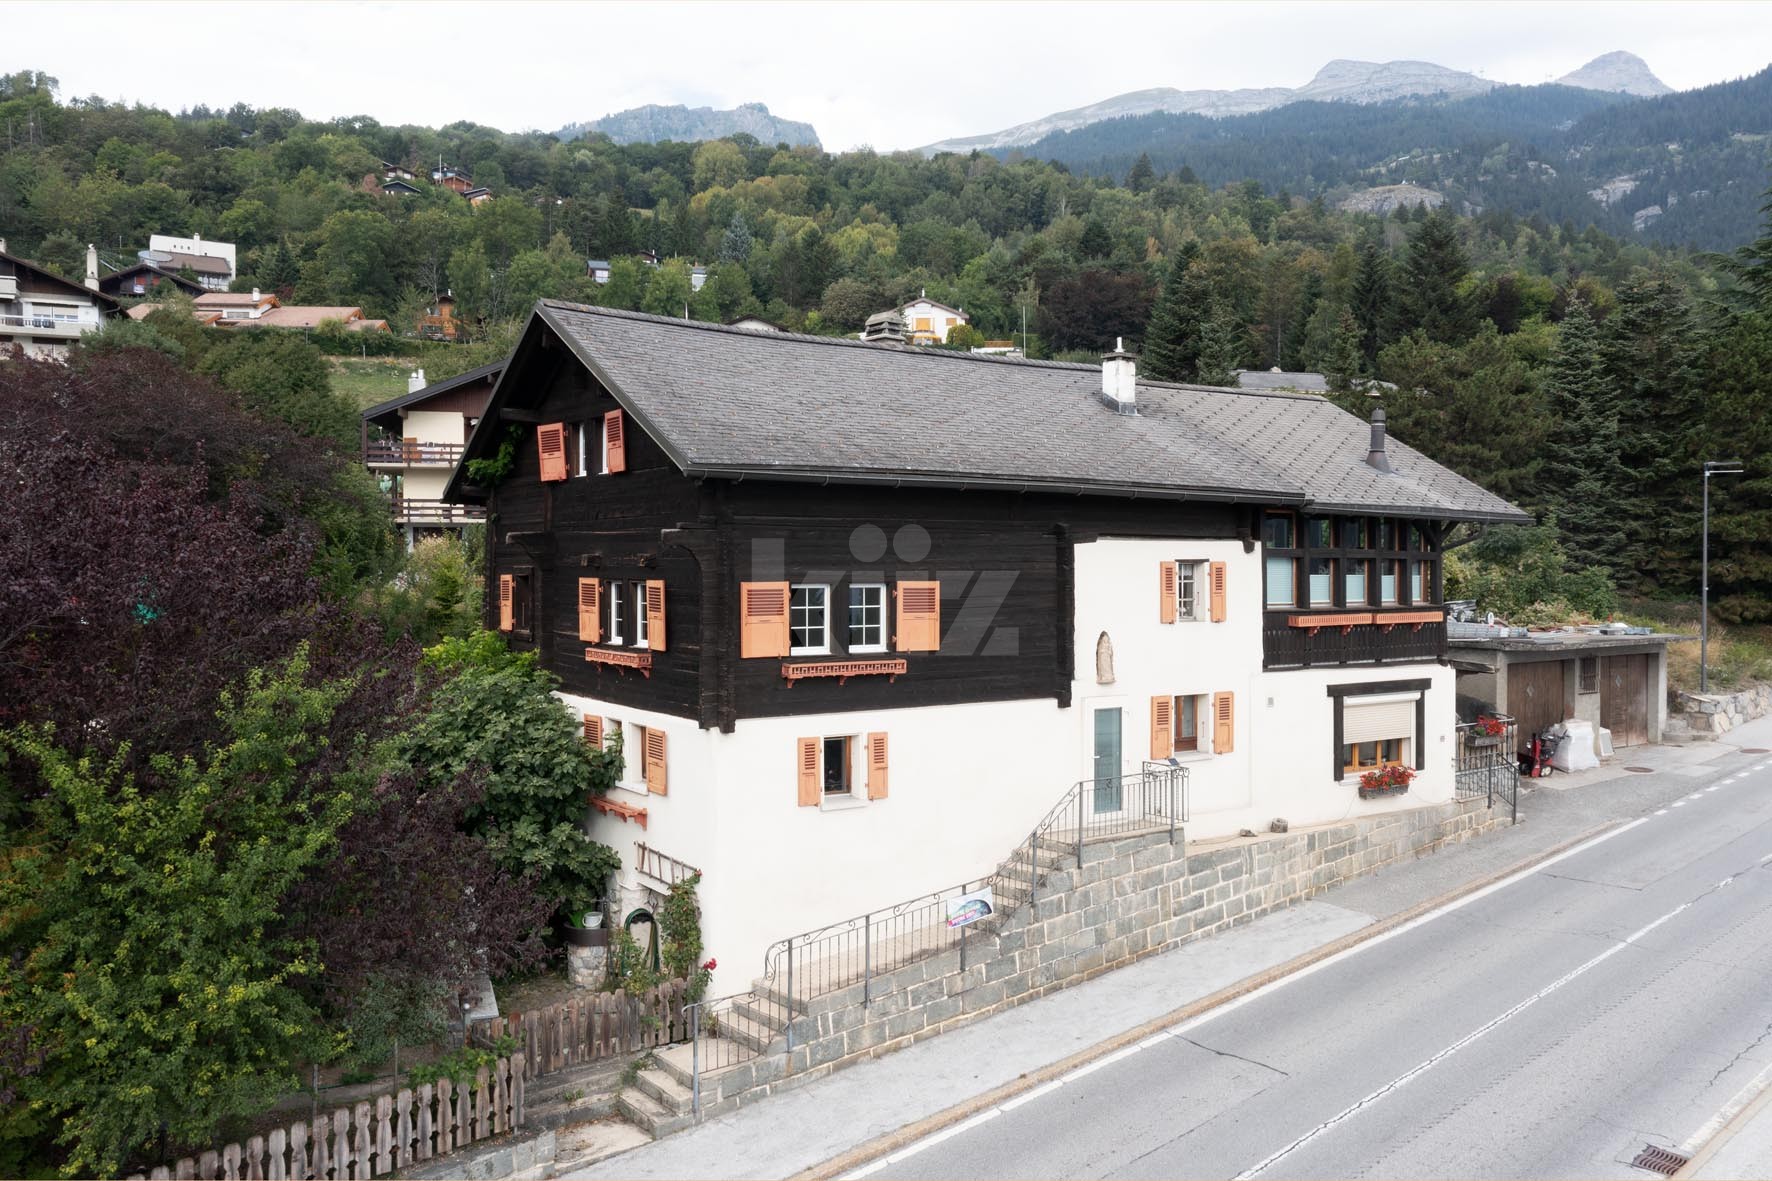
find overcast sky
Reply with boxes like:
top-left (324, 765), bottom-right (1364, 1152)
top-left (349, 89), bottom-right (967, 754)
top-left (5, 1), bottom-right (1769, 151)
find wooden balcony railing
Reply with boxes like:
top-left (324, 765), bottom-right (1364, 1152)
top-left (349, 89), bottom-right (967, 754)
top-left (391, 497), bottom-right (485, 525)
top-left (364, 441), bottom-right (465, 466)
top-left (1264, 607), bottom-right (1446, 669)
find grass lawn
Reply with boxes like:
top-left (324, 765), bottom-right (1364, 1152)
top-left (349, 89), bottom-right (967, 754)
top-left (329, 357), bottom-right (415, 410)
top-left (1623, 598), bottom-right (1772, 694)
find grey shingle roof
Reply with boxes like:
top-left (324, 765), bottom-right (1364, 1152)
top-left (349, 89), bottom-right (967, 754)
top-left (456, 303), bottom-right (1528, 523)
top-left (1235, 369), bottom-right (1329, 392)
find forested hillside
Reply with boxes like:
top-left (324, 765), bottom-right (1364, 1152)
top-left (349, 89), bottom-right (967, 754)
top-left (1014, 69), bottom-right (1772, 250)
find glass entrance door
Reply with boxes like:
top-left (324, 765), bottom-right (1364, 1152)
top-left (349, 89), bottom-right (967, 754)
top-left (1092, 707), bottom-right (1123, 813)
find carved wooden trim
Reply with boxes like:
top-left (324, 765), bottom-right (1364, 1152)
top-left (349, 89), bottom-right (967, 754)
top-left (1288, 611), bottom-right (1375, 634)
top-left (584, 647), bottom-right (654, 677)
top-left (1375, 608), bottom-right (1445, 633)
top-left (589, 796), bottom-right (648, 829)
top-left (780, 658), bottom-right (909, 686)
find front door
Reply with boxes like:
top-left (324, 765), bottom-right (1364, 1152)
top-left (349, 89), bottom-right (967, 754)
top-left (1092, 707), bottom-right (1123, 813)
top-left (1508, 660), bottom-right (1566, 743)
top-left (1602, 654), bottom-right (1650, 746)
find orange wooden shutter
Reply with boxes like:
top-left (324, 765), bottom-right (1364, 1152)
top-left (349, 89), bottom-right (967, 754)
top-left (497, 574), bottom-right (513, 632)
top-left (577, 577), bottom-right (601, 642)
top-left (1159, 561), bottom-right (1178, 624)
top-left (604, 410), bottom-right (627, 474)
top-left (1213, 691), bottom-right (1235, 754)
top-left (644, 728), bottom-right (667, 795)
top-left (866, 732), bottom-right (889, 800)
top-left (537, 423), bottom-right (568, 482)
top-left (1150, 696), bottom-right (1173, 759)
top-left (894, 581), bottom-right (941, 652)
top-left (740, 582), bottom-right (791, 658)
top-left (797, 737), bottom-right (820, 806)
top-left (582, 714), bottom-right (603, 748)
top-left (1209, 561), bottom-right (1228, 623)
top-left (645, 579), bottom-right (666, 651)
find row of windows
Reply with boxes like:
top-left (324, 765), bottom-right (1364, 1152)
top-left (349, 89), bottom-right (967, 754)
top-left (1264, 512), bottom-right (1440, 611)
top-left (789, 583), bottom-right (887, 655)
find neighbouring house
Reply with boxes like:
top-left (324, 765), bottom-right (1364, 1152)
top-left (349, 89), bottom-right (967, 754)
top-left (1235, 369), bottom-right (1329, 393)
top-left (463, 186), bottom-right (493, 205)
top-left (691, 265), bottom-right (707, 292)
top-left (886, 289), bottom-right (968, 345)
top-left (382, 160), bottom-right (416, 181)
top-left (143, 232), bottom-right (236, 290)
top-left (418, 291), bottom-right (467, 341)
top-left (587, 260), bottom-right (613, 284)
top-left (443, 304), bottom-right (1530, 991)
top-left (1449, 625), bottom-right (1683, 753)
top-left (381, 178), bottom-right (423, 197)
top-left (363, 363), bottom-right (501, 545)
top-left (182, 291), bottom-right (390, 332)
top-left (97, 260), bottom-right (206, 300)
top-left (0, 240), bottom-right (121, 358)
top-left (432, 165), bottom-right (473, 194)
top-left (726, 315), bottom-right (785, 333)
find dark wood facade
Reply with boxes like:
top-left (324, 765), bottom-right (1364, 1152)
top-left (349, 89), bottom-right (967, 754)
top-left (482, 328), bottom-right (1453, 730)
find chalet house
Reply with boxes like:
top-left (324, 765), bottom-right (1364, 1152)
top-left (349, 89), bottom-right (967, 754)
top-left (418, 292), bottom-right (467, 342)
top-left (364, 363), bottom-right (501, 544)
top-left (184, 291), bottom-right (389, 332)
top-left (98, 260), bottom-right (206, 300)
top-left (0, 241), bottom-right (121, 358)
top-left (463, 186), bottom-right (493, 206)
top-left (380, 179), bottom-right (423, 197)
top-left (887, 289), bottom-right (968, 344)
top-left (586, 260), bottom-right (613, 284)
top-left (444, 304), bottom-right (1529, 990)
top-left (143, 232), bottom-right (236, 290)
top-left (432, 165), bottom-right (474, 194)
top-left (382, 160), bottom-right (417, 181)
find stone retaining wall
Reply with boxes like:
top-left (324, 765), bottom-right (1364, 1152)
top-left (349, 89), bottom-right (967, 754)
top-left (1674, 684), bottom-right (1772, 735)
top-left (696, 795), bottom-right (1499, 1117)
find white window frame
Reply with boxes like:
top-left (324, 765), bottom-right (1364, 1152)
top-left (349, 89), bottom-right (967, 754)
top-left (1173, 693), bottom-right (1205, 754)
top-left (1176, 560), bottom-right (1205, 622)
top-left (576, 423), bottom-right (589, 477)
top-left (817, 734), bottom-right (868, 810)
top-left (634, 579), bottom-right (649, 649)
top-left (847, 583), bottom-right (887, 653)
top-left (599, 413), bottom-right (611, 474)
top-left (790, 583), bottom-right (830, 656)
top-left (608, 581), bottom-right (624, 645)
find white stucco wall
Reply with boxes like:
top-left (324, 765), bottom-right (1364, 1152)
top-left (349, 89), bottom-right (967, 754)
top-left (899, 299), bottom-right (966, 342)
top-left (402, 409), bottom-right (467, 446)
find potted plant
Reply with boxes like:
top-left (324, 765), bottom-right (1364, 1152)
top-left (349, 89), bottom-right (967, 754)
top-left (1469, 715), bottom-right (1506, 746)
top-left (561, 889), bottom-right (608, 947)
top-left (1358, 764), bottom-right (1415, 799)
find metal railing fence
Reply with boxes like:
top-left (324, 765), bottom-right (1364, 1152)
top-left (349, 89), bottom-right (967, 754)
top-left (1455, 714), bottom-right (1519, 824)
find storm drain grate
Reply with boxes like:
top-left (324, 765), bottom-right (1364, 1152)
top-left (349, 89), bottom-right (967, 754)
top-left (1624, 766), bottom-right (1656, 773)
top-left (1630, 1145), bottom-right (1689, 1175)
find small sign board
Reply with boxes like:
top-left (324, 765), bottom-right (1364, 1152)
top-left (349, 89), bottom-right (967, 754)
top-left (945, 887), bottom-right (994, 929)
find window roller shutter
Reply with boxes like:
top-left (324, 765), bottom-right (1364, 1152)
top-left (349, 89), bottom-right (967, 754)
top-left (537, 423), bottom-right (568, 482)
top-left (578, 578), bottom-right (601, 642)
top-left (1150, 696), bottom-right (1173, 760)
top-left (866, 732), bottom-right (889, 800)
top-left (895, 581), bottom-right (941, 652)
top-left (498, 574), bottom-right (513, 632)
top-left (604, 410), bottom-right (627, 474)
top-left (796, 737), bottom-right (820, 806)
top-left (645, 580), bottom-right (666, 651)
top-left (1213, 691), bottom-right (1235, 754)
top-left (1343, 698), bottom-right (1416, 744)
top-left (1209, 561), bottom-right (1228, 623)
top-left (644, 729), bottom-right (667, 795)
top-left (740, 582), bottom-right (790, 658)
top-left (582, 714), bottom-right (603, 748)
top-left (1160, 561), bottom-right (1178, 624)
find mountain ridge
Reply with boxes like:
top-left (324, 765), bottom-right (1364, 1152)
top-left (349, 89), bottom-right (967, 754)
top-left (917, 52), bottom-right (1670, 155)
top-left (560, 101), bottom-right (820, 147)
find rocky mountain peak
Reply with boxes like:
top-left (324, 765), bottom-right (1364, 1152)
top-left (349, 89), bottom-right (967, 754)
top-left (1555, 51), bottom-right (1672, 97)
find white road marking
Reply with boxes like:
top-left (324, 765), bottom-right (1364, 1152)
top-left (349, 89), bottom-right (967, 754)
top-left (1674, 801), bottom-right (1687, 807)
top-left (837, 819), bottom-right (1649, 1179)
top-left (1680, 1059), bottom-right (1772, 1153)
top-left (1235, 896), bottom-right (1704, 1179)
top-left (1655, 810), bottom-right (1670, 816)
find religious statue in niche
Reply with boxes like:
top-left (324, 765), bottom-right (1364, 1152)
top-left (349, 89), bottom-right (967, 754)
top-left (1095, 631), bottom-right (1115, 685)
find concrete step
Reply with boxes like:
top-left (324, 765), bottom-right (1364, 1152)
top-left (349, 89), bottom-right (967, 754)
top-left (633, 1066), bottom-right (692, 1115)
top-left (750, 978), bottom-right (811, 1014)
top-left (616, 1086), bottom-right (694, 1138)
top-left (653, 1037), bottom-right (762, 1091)
top-left (730, 991), bottom-right (794, 1032)
top-left (524, 1086), bottom-right (620, 1132)
top-left (524, 1058), bottom-right (628, 1110)
top-left (549, 1116), bottom-right (651, 1174)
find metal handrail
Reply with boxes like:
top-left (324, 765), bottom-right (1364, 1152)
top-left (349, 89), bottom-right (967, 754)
top-left (757, 765), bottom-right (1187, 1048)
top-left (1455, 712), bottom-right (1519, 824)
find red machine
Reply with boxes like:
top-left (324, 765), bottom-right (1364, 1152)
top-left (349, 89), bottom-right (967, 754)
top-left (1519, 730), bottom-right (1562, 778)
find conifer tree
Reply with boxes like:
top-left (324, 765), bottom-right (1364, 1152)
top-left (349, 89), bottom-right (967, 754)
top-left (1538, 301), bottom-right (1630, 574)
top-left (1393, 208), bottom-right (1474, 344)
top-left (1350, 238), bottom-right (1391, 369)
top-left (1719, 182), bottom-right (1772, 313)
top-left (1125, 153), bottom-right (1156, 193)
top-left (719, 211), bottom-right (752, 262)
top-left (1142, 242), bottom-right (1204, 381)
top-left (1195, 300), bottom-right (1245, 386)
top-left (1324, 308), bottom-right (1365, 393)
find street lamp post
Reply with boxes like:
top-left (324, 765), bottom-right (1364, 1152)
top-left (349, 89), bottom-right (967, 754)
top-left (1702, 460), bottom-right (1744, 692)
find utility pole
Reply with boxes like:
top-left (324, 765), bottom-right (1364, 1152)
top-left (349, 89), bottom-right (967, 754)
top-left (1702, 459), bottom-right (1743, 692)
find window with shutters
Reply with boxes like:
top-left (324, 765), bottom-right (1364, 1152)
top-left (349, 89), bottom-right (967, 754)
top-left (633, 579), bottom-right (650, 649)
top-left (847, 583), bottom-right (887, 652)
top-left (790, 584), bottom-right (830, 655)
top-left (603, 410), bottom-right (627, 474)
top-left (537, 423), bottom-right (568, 482)
top-left (607, 581), bottom-right (624, 645)
top-left (895, 580), bottom-right (942, 652)
top-left (1175, 694), bottom-right (1201, 752)
top-left (796, 734), bottom-right (883, 807)
top-left (822, 736), bottom-right (853, 795)
top-left (574, 423), bottom-right (589, 477)
top-left (1175, 561), bottom-right (1204, 621)
top-left (510, 571), bottom-right (532, 634)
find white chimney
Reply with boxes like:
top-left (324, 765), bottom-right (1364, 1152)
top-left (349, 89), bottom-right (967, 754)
top-left (1101, 337), bottom-right (1138, 414)
top-left (408, 368), bottom-right (427, 394)
top-left (251, 288), bottom-right (260, 303)
top-left (85, 244), bottom-right (100, 291)
top-left (0, 237), bottom-right (9, 255)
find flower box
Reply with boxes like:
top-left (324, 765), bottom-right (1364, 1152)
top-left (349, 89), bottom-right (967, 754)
top-left (1358, 782), bottom-right (1411, 799)
top-left (1358, 764), bottom-right (1415, 799)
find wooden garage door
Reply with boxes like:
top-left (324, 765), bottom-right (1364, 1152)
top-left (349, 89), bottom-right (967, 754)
top-left (1602, 654), bottom-right (1650, 747)
top-left (1508, 660), bottom-right (1567, 743)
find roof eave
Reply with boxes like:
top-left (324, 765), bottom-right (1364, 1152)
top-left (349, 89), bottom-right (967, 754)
top-left (679, 463), bottom-right (1307, 505)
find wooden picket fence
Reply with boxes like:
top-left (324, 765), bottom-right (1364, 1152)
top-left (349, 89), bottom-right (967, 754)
top-left (126, 1055), bottom-right (524, 1181)
top-left (475, 979), bottom-right (689, 1081)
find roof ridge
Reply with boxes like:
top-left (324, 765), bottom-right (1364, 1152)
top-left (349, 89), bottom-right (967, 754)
top-left (537, 300), bottom-right (1100, 373)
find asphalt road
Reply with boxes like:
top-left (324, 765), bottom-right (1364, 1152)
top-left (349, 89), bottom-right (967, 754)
top-left (866, 757), bottom-right (1772, 1180)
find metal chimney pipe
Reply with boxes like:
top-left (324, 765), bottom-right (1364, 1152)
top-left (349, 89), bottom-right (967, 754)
top-left (1366, 406), bottom-right (1392, 472)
